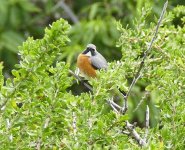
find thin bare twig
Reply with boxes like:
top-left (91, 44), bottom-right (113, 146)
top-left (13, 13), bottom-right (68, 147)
top-left (126, 121), bottom-right (147, 146)
top-left (121, 0), bottom-right (168, 111)
top-left (107, 1), bottom-right (168, 147)
top-left (53, 0), bottom-right (79, 24)
top-left (88, 118), bottom-right (92, 129)
top-left (36, 138), bottom-right (41, 150)
top-left (122, 131), bottom-right (130, 135)
top-left (6, 118), bottom-right (11, 129)
top-left (133, 91), bottom-right (150, 112)
top-left (110, 102), bottom-right (119, 113)
top-left (9, 134), bottom-right (13, 142)
top-left (125, 74), bottom-right (141, 100)
top-left (44, 117), bottom-right (50, 128)
top-left (144, 105), bottom-right (150, 141)
top-left (107, 98), bottom-right (122, 110)
top-left (122, 104), bottom-right (150, 146)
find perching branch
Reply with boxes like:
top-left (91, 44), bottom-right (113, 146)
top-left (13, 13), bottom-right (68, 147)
top-left (69, 70), bottom-right (93, 92)
top-left (120, 0), bottom-right (168, 112)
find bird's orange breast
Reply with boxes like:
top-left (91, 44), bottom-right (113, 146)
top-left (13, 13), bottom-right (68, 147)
top-left (77, 54), bottom-right (96, 78)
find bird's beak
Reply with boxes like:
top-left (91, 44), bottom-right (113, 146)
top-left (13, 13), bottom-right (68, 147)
top-left (84, 49), bottom-right (92, 57)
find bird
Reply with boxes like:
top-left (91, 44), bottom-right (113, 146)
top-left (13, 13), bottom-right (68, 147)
top-left (77, 44), bottom-right (108, 79)
top-left (77, 44), bottom-right (123, 106)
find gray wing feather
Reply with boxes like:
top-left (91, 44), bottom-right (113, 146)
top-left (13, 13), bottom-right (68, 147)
top-left (91, 52), bottom-right (108, 70)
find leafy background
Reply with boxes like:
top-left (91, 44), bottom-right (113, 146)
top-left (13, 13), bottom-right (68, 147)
top-left (0, 0), bottom-right (184, 149)
top-left (1, 0), bottom-right (184, 73)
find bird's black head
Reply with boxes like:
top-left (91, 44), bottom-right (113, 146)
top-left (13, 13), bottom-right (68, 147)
top-left (82, 44), bottom-right (96, 56)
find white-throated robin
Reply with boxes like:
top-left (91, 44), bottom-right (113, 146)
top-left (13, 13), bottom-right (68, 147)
top-left (77, 44), bottom-right (108, 78)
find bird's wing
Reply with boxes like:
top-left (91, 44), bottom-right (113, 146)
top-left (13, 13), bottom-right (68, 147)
top-left (90, 52), bottom-right (108, 70)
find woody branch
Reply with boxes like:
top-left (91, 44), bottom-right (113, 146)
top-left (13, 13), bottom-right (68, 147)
top-left (108, 0), bottom-right (168, 147)
top-left (110, 0), bottom-right (168, 114)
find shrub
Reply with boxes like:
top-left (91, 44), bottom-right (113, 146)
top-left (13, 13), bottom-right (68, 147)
top-left (0, 3), bottom-right (184, 149)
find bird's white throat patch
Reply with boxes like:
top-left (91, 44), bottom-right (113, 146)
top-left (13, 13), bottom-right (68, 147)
top-left (85, 51), bottom-right (92, 57)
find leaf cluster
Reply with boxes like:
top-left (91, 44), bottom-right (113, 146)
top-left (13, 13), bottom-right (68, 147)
top-left (0, 3), bottom-right (184, 149)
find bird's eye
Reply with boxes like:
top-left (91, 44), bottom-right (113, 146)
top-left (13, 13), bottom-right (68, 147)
top-left (91, 48), bottom-right (95, 51)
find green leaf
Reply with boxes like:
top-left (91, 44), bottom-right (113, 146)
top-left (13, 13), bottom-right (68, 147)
top-left (19, 0), bottom-right (40, 12)
top-left (1, 31), bottom-right (24, 53)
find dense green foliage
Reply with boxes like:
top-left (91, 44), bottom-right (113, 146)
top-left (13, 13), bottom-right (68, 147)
top-left (0, 2), bottom-right (184, 148)
top-left (0, 0), bottom-right (185, 149)
top-left (116, 6), bottom-right (185, 149)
